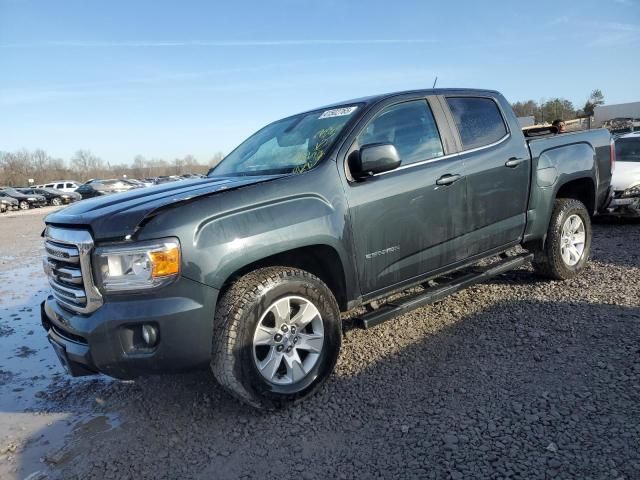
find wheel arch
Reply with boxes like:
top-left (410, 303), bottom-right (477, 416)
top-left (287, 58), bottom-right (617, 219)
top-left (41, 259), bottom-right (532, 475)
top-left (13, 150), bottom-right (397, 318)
top-left (555, 177), bottom-right (596, 215)
top-left (218, 244), bottom-right (350, 311)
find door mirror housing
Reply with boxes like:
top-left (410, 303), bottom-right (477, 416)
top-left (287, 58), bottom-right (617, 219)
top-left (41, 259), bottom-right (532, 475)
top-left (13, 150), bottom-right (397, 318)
top-left (349, 143), bottom-right (401, 179)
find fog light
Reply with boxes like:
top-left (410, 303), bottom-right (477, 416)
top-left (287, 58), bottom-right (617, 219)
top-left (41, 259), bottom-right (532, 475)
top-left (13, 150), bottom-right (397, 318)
top-left (141, 324), bottom-right (158, 347)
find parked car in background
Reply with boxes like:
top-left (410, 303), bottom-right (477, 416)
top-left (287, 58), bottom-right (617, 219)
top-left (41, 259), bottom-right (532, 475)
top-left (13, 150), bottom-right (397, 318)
top-left (19, 187), bottom-right (81, 206)
top-left (180, 173), bottom-right (205, 179)
top-left (607, 131), bottom-right (640, 217)
top-left (35, 180), bottom-right (81, 193)
top-left (0, 187), bottom-right (46, 210)
top-left (155, 175), bottom-right (182, 184)
top-left (75, 179), bottom-right (140, 199)
top-left (0, 193), bottom-right (18, 213)
top-left (124, 179), bottom-right (149, 188)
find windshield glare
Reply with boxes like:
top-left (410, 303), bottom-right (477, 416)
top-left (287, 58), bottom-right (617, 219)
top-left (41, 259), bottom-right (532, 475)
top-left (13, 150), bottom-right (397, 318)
top-left (615, 138), bottom-right (640, 163)
top-left (209, 105), bottom-right (359, 177)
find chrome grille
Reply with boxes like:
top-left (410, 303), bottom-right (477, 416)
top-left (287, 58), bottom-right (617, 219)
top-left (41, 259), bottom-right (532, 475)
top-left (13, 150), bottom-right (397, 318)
top-left (43, 227), bottom-right (103, 314)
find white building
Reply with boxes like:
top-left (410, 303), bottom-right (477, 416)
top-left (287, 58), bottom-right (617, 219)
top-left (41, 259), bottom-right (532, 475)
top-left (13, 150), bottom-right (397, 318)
top-left (594, 101), bottom-right (640, 127)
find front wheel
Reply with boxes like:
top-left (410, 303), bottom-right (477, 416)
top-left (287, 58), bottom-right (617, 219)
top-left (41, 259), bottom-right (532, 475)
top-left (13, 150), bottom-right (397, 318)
top-left (19, 201), bottom-right (29, 210)
top-left (51, 197), bottom-right (62, 206)
top-left (211, 267), bottom-right (341, 409)
top-left (532, 198), bottom-right (592, 280)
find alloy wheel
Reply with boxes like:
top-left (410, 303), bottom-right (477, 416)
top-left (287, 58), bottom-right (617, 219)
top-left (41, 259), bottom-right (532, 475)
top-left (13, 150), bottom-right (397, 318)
top-left (252, 296), bottom-right (324, 386)
top-left (560, 214), bottom-right (586, 266)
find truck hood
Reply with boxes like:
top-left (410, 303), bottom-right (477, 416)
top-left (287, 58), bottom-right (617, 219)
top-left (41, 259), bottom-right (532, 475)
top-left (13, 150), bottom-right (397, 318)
top-left (45, 175), bottom-right (285, 240)
top-left (611, 162), bottom-right (640, 191)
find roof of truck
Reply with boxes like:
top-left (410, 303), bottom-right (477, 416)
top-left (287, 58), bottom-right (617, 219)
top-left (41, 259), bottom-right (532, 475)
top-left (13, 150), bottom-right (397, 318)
top-left (316, 88), bottom-right (501, 111)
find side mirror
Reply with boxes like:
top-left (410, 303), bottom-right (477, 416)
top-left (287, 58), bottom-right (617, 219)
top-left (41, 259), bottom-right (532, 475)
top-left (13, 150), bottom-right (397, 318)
top-left (349, 143), bottom-right (401, 179)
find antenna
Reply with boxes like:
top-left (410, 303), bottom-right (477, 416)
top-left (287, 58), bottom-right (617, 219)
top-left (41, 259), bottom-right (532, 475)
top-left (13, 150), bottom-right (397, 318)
top-left (432, 76), bottom-right (438, 88)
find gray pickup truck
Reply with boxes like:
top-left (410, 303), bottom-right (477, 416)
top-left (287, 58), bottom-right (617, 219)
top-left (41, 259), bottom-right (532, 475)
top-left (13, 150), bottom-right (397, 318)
top-left (41, 88), bottom-right (613, 408)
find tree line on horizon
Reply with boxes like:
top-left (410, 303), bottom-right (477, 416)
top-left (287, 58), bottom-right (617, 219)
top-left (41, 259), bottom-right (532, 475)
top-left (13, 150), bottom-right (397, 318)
top-left (0, 149), bottom-right (225, 187)
top-left (511, 89), bottom-right (604, 124)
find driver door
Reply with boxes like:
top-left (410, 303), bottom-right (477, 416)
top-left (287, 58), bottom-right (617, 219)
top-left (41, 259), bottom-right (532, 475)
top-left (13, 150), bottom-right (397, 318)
top-left (343, 98), bottom-right (468, 296)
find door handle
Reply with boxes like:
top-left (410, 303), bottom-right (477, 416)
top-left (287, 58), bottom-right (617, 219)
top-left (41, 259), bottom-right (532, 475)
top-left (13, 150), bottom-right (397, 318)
top-left (436, 174), bottom-right (462, 186)
top-left (505, 157), bottom-right (527, 168)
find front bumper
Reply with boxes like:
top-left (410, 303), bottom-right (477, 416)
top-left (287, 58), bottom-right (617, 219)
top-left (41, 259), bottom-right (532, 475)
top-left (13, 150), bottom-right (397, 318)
top-left (41, 276), bottom-right (219, 379)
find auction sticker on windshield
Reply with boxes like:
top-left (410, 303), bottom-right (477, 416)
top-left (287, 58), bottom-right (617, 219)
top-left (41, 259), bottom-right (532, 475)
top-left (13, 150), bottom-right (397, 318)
top-left (318, 106), bottom-right (358, 119)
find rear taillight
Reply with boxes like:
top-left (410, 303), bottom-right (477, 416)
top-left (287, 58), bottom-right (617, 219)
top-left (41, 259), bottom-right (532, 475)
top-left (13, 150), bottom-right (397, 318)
top-left (610, 137), bottom-right (616, 174)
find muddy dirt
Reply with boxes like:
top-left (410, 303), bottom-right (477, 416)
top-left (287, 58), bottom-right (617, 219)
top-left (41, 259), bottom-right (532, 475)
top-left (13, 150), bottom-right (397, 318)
top-left (0, 209), bottom-right (639, 480)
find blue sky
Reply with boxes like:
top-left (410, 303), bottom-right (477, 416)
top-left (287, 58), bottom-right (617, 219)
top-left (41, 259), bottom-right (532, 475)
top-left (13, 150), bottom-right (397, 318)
top-left (1, 0), bottom-right (639, 164)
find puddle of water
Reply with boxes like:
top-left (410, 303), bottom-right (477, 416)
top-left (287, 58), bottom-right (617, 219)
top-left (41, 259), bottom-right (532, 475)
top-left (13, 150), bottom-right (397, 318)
top-left (0, 263), bottom-right (121, 479)
top-left (0, 264), bottom-right (61, 412)
top-left (0, 411), bottom-right (70, 479)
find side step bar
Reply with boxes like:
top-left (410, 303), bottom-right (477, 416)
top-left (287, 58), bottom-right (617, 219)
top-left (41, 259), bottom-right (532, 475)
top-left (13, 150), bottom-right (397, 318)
top-left (356, 252), bottom-right (534, 329)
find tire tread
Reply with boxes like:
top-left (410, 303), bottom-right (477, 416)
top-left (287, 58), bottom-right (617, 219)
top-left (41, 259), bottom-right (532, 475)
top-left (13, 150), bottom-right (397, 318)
top-left (211, 266), bottom-right (338, 409)
top-left (532, 198), bottom-right (591, 280)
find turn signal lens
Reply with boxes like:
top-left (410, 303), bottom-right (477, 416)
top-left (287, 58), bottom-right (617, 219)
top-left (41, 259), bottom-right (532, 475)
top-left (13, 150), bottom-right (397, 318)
top-left (150, 245), bottom-right (180, 277)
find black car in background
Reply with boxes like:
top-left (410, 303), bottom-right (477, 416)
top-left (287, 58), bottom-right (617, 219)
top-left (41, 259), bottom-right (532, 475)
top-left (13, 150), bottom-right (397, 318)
top-left (0, 187), bottom-right (46, 210)
top-left (19, 187), bottom-right (81, 206)
top-left (155, 175), bottom-right (182, 184)
top-left (75, 179), bottom-right (141, 199)
top-left (0, 193), bottom-right (19, 213)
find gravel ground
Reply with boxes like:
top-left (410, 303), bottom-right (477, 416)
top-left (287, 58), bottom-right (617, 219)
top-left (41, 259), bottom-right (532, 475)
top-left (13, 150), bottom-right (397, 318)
top-left (0, 210), bottom-right (639, 480)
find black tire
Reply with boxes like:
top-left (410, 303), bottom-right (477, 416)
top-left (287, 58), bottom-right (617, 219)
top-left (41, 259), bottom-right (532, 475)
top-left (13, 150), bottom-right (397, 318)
top-left (532, 198), bottom-right (592, 280)
top-left (211, 267), bottom-right (341, 409)
top-left (19, 201), bottom-right (29, 210)
top-left (51, 197), bottom-right (62, 206)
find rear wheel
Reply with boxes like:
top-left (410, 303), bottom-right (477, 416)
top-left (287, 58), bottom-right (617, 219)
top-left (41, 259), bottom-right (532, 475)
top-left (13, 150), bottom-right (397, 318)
top-left (19, 201), bottom-right (29, 210)
top-left (532, 198), bottom-right (591, 280)
top-left (211, 267), bottom-right (341, 409)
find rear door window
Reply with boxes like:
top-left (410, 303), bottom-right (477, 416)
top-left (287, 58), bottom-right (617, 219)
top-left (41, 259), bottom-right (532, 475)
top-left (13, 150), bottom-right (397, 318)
top-left (357, 100), bottom-right (444, 165)
top-left (446, 97), bottom-right (508, 150)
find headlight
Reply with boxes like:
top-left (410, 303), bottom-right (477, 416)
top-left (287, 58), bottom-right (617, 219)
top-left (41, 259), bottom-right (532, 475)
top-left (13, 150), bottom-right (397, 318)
top-left (28, 197), bottom-right (36, 201)
top-left (621, 184), bottom-right (640, 198)
top-left (62, 194), bottom-right (70, 198)
top-left (94, 238), bottom-right (180, 292)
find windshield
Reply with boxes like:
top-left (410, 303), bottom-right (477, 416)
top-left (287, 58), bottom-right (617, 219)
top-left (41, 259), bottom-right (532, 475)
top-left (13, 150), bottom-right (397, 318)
top-left (615, 138), bottom-right (640, 163)
top-left (209, 105), bottom-right (360, 177)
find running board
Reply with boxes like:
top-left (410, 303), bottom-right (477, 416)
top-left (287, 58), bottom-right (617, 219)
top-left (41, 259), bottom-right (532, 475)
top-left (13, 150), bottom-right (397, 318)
top-left (356, 253), bottom-right (534, 329)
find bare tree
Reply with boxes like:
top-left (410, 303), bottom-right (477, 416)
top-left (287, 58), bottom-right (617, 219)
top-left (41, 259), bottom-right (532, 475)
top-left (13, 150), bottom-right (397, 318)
top-left (210, 152), bottom-right (225, 167)
top-left (71, 150), bottom-right (105, 181)
top-left (0, 148), bottom-right (224, 186)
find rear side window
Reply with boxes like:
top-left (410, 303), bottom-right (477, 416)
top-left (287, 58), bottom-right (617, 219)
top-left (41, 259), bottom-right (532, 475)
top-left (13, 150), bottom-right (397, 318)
top-left (357, 100), bottom-right (444, 165)
top-left (446, 97), bottom-right (507, 150)
top-left (45, 184), bottom-right (54, 188)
